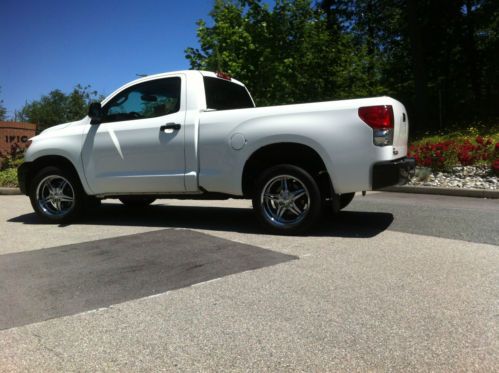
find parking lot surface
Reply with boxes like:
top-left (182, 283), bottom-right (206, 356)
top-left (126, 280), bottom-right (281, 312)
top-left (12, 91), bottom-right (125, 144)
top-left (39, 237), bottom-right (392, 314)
top-left (0, 193), bottom-right (498, 371)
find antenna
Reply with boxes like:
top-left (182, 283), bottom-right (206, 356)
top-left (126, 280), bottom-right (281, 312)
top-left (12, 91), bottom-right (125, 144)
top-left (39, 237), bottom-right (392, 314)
top-left (136, 73), bottom-right (148, 77)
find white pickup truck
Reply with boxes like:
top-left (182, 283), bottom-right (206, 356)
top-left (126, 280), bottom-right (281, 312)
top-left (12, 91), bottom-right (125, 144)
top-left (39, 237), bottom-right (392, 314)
top-left (18, 70), bottom-right (414, 233)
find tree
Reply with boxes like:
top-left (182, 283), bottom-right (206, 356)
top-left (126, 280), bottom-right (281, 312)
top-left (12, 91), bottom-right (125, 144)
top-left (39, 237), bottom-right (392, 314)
top-left (185, 0), bottom-right (382, 107)
top-left (19, 85), bottom-right (102, 131)
top-left (187, 0), bottom-right (499, 134)
top-left (0, 87), bottom-right (7, 121)
top-left (320, 0), bottom-right (499, 131)
top-left (400, 0), bottom-right (499, 129)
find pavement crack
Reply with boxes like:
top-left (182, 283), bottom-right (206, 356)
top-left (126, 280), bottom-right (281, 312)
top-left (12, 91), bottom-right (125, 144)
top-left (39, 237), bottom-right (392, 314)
top-left (30, 331), bottom-right (65, 360)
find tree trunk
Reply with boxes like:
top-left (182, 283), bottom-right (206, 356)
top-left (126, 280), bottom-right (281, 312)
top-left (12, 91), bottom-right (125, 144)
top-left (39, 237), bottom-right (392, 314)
top-left (463, 0), bottom-right (481, 104)
top-left (407, 0), bottom-right (428, 131)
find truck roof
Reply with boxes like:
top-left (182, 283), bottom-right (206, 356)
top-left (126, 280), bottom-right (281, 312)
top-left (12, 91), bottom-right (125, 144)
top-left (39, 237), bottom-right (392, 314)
top-left (123, 70), bottom-right (246, 88)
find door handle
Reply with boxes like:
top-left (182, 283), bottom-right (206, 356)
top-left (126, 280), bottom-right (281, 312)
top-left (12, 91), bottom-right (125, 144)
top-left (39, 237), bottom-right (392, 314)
top-left (160, 123), bottom-right (181, 131)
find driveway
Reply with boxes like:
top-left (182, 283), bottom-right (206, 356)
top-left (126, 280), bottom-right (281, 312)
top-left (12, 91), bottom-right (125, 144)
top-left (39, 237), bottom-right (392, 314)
top-left (0, 193), bottom-right (497, 371)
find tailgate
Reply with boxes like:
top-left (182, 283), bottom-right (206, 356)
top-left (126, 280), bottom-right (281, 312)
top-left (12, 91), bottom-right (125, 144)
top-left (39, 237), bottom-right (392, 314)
top-left (391, 101), bottom-right (409, 156)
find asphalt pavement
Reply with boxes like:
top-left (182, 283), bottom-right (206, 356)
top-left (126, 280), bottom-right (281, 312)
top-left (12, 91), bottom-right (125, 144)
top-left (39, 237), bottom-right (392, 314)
top-left (0, 192), bottom-right (497, 371)
top-left (347, 192), bottom-right (499, 246)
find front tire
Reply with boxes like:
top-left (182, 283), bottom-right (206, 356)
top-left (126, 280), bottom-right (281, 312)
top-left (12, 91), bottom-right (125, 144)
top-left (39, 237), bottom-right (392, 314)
top-left (29, 166), bottom-right (85, 223)
top-left (252, 164), bottom-right (322, 235)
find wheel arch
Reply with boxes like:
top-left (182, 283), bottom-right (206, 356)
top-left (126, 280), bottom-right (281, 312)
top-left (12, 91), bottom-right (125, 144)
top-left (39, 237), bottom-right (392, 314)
top-left (23, 155), bottom-right (88, 195)
top-left (241, 142), bottom-right (334, 199)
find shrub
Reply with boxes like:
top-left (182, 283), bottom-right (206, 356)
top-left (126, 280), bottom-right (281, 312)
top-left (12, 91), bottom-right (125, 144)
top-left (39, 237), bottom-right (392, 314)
top-left (0, 143), bottom-right (25, 171)
top-left (0, 143), bottom-right (25, 187)
top-left (0, 167), bottom-right (18, 187)
top-left (493, 144), bottom-right (499, 176)
top-left (408, 140), bottom-right (458, 171)
top-left (408, 136), bottom-right (498, 173)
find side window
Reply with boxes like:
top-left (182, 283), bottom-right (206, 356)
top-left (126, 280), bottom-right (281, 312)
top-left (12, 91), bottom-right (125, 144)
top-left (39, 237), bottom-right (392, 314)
top-left (102, 77), bottom-right (181, 123)
top-left (204, 76), bottom-right (254, 110)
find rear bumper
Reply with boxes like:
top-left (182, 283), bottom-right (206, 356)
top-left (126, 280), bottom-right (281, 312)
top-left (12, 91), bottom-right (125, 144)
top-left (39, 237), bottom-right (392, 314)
top-left (17, 162), bottom-right (30, 195)
top-left (372, 157), bottom-right (416, 190)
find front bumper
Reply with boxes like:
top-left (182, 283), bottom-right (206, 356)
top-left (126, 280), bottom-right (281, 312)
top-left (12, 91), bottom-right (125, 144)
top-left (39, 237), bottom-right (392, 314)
top-left (17, 162), bottom-right (30, 195)
top-left (372, 157), bottom-right (416, 190)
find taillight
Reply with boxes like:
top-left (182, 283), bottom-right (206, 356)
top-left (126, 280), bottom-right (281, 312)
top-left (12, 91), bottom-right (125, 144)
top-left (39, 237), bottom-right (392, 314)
top-left (358, 105), bottom-right (394, 146)
top-left (358, 105), bottom-right (394, 129)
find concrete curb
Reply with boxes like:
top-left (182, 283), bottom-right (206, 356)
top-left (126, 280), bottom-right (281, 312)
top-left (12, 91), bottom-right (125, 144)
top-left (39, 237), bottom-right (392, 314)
top-left (0, 187), bottom-right (21, 195)
top-left (383, 185), bottom-right (499, 199)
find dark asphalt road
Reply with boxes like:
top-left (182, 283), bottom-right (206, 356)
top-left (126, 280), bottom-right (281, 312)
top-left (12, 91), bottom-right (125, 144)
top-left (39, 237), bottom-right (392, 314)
top-left (8, 192), bottom-right (499, 246)
top-left (0, 229), bottom-right (296, 330)
top-left (345, 192), bottom-right (499, 246)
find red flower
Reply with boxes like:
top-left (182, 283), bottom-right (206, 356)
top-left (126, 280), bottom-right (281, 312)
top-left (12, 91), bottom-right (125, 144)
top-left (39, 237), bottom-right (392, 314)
top-left (476, 136), bottom-right (484, 145)
top-left (493, 160), bottom-right (499, 175)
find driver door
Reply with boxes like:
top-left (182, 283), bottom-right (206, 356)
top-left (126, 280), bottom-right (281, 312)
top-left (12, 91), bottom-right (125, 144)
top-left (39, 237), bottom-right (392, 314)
top-left (82, 75), bottom-right (186, 194)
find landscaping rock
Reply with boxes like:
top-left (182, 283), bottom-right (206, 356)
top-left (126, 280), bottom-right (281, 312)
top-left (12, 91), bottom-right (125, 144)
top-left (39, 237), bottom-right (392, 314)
top-left (407, 165), bottom-right (499, 190)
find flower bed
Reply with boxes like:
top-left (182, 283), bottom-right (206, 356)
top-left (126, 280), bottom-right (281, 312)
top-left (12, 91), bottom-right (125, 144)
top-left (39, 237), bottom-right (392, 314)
top-left (408, 136), bottom-right (499, 175)
top-left (407, 136), bottom-right (499, 190)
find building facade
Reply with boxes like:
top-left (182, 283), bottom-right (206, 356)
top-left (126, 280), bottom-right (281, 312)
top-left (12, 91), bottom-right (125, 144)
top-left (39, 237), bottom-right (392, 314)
top-left (0, 122), bottom-right (36, 154)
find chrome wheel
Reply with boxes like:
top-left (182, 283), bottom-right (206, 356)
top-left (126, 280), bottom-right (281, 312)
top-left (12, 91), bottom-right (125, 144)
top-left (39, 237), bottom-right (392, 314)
top-left (36, 175), bottom-right (75, 217)
top-left (260, 174), bottom-right (310, 227)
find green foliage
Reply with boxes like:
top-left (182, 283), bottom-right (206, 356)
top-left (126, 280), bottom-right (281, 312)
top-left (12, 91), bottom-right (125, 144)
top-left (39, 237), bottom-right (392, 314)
top-left (186, 0), bottom-right (385, 107)
top-left (0, 143), bottom-right (24, 170)
top-left (187, 0), bottom-right (499, 133)
top-left (19, 85), bottom-right (103, 131)
top-left (0, 167), bottom-right (17, 187)
top-left (0, 87), bottom-right (7, 121)
top-left (411, 121), bottom-right (499, 145)
top-left (0, 144), bottom-right (24, 187)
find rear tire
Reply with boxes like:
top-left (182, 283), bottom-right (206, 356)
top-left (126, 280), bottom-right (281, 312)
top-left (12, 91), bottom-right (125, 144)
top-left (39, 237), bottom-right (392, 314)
top-left (339, 192), bottom-right (355, 210)
top-left (29, 166), bottom-right (85, 223)
top-left (252, 164), bottom-right (322, 235)
top-left (119, 196), bottom-right (156, 207)
top-left (85, 196), bottom-right (102, 210)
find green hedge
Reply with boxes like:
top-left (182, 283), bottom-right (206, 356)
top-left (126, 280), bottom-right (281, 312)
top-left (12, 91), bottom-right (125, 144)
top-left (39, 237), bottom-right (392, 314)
top-left (0, 168), bottom-right (18, 188)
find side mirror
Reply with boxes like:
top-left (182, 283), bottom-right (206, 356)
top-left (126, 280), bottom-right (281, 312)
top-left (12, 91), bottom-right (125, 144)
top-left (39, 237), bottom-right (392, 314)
top-left (88, 102), bottom-right (103, 124)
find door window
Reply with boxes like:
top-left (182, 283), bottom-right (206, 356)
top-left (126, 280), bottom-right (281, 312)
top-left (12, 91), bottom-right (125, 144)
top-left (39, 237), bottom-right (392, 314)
top-left (102, 77), bottom-right (181, 123)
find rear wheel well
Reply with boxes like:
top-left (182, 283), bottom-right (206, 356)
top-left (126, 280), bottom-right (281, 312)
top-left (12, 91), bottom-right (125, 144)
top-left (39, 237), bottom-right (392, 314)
top-left (26, 156), bottom-right (81, 193)
top-left (242, 143), bottom-right (332, 199)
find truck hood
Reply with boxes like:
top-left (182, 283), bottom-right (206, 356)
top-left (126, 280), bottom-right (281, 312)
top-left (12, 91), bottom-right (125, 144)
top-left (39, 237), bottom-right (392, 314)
top-left (39, 120), bottom-right (80, 135)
